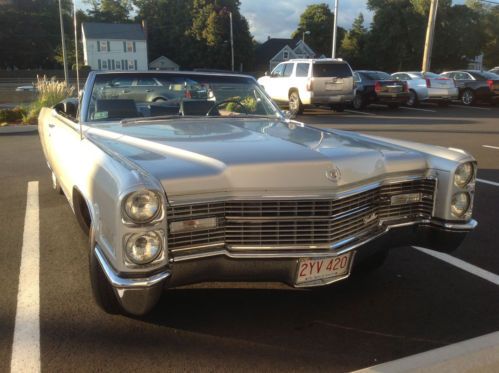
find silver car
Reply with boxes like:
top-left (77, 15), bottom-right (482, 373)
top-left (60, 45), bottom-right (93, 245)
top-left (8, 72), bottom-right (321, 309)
top-left (392, 71), bottom-right (458, 106)
top-left (38, 71), bottom-right (477, 316)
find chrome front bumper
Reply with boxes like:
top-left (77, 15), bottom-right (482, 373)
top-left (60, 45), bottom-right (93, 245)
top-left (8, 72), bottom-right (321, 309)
top-left (95, 219), bottom-right (476, 315)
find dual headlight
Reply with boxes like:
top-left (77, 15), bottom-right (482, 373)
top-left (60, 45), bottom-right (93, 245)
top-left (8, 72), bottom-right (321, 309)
top-left (451, 162), bottom-right (475, 218)
top-left (123, 190), bottom-right (164, 265)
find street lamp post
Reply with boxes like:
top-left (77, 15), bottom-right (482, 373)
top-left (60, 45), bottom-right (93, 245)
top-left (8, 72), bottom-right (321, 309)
top-left (302, 30), bottom-right (311, 42)
top-left (332, 0), bottom-right (339, 58)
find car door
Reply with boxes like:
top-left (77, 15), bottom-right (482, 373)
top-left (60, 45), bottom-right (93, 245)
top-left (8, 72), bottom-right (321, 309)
top-left (132, 77), bottom-right (161, 102)
top-left (276, 62), bottom-right (295, 101)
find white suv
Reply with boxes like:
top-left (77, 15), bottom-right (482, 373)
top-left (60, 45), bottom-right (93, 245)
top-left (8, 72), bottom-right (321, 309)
top-left (257, 59), bottom-right (355, 115)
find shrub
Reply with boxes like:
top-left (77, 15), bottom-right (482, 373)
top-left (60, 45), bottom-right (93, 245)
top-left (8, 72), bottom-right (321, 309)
top-left (23, 75), bottom-right (75, 124)
top-left (0, 107), bottom-right (27, 125)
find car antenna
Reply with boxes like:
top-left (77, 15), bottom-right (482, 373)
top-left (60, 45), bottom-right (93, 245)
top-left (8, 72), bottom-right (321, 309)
top-left (73, 0), bottom-right (82, 139)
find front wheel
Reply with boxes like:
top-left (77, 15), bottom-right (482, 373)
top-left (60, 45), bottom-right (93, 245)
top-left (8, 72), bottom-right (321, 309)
top-left (288, 91), bottom-right (303, 116)
top-left (354, 250), bottom-right (389, 274)
top-left (331, 104), bottom-right (345, 112)
top-left (461, 89), bottom-right (475, 106)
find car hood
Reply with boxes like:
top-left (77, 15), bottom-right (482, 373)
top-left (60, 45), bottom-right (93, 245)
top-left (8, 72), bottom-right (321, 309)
top-left (85, 118), bottom-right (428, 203)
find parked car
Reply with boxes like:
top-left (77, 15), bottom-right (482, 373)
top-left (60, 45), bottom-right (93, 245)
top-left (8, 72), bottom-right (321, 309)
top-left (391, 71), bottom-right (458, 106)
top-left (257, 58), bottom-right (354, 115)
top-left (440, 70), bottom-right (499, 105)
top-left (101, 76), bottom-right (210, 103)
top-left (15, 84), bottom-right (36, 92)
top-left (352, 71), bottom-right (409, 109)
top-left (489, 67), bottom-right (499, 75)
top-left (39, 71), bottom-right (477, 316)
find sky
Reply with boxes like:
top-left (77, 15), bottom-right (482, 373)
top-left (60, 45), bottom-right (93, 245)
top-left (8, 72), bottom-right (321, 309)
top-left (76, 0), bottom-right (467, 43)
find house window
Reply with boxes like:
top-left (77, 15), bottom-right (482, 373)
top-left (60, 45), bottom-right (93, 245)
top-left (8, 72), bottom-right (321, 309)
top-left (116, 60), bottom-right (121, 70)
top-left (283, 51), bottom-right (289, 60)
top-left (101, 60), bottom-right (108, 70)
top-left (128, 60), bottom-right (135, 70)
top-left (99, 41), bottom-right (108, 52)
top-left (127, 41), bottom-right (134, 52)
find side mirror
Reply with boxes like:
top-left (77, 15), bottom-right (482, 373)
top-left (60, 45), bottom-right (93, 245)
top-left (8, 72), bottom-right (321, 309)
top-left (264, 71), bottom-right (268, 76)
top-left (281, 110), bottom-right (294, 120)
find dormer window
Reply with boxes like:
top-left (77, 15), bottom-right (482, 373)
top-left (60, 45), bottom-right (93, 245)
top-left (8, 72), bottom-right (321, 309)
top-left (283, 51), bottom-right (289, 60)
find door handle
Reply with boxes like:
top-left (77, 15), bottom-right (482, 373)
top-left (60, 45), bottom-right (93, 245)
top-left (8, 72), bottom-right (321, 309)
top-left (122, 89), bottom-right (130, 93)
top-left (145, 89), bottom-right (152, 92)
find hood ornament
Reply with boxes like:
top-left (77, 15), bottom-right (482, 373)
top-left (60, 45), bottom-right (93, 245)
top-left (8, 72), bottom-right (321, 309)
top-left (325, 167), bottom-right (341, 182)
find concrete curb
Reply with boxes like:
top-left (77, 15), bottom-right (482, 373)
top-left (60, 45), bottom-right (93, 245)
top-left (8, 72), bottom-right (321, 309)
top-left (352, 331), bottom-right (499, 373)
top-left (0, 125), bottom-right (38, 134)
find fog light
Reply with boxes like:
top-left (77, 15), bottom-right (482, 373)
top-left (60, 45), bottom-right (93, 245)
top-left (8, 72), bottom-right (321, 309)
top-left (451, 192), bottom-right (470, 217)
top-left (125, 231), bottom-right (162, 264)
top-left (170, 217), bottom-right (218, 234)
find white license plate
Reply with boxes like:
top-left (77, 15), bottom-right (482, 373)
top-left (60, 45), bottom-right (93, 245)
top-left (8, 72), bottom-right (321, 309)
top-left (295, 252), bottom-right (353, 285)
top-left (325, 82), bottom-right (341, 90)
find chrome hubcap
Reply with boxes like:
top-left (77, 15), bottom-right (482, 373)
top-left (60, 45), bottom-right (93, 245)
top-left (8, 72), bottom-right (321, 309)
top-left (462, 91), bottom-right (472, 105)
top-left (289, 95), bottom-right (298, 111)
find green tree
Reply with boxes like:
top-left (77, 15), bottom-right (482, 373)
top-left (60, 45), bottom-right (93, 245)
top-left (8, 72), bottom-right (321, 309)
top-left (84, 0), bottom-right (132, 22)
top-left (339, 13), bottom-right (368, 68)
top-left (292, 3), bottom-right (346, 57)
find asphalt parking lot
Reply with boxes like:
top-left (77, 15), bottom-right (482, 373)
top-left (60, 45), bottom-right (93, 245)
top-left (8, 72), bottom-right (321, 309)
top-left (1, 103), bottom-right (498, 372)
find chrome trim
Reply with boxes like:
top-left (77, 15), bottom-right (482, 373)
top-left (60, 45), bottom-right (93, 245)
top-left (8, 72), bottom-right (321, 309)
top-left (169, 217), bottom-right (475, 263)
top-left (429, 219), bottom-right (477, 231)
top-left (167, 174), bottom-right (436, 205)
top-left (95, 245), bottom-right (170, 288)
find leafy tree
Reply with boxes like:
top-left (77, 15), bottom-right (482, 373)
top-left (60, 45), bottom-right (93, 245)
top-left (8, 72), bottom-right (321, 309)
top-left (134, 0), bottom-right (254, 70)
top-left (291, 3), bottom-right (346, 57)
top-left (84, 0), bottom-right (132, 23)
top-left (339, 13), bottom-right (368, 68)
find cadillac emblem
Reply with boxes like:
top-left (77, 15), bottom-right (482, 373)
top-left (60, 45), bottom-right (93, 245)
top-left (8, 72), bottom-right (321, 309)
top-left (325, 167), bottom-right (341, 182)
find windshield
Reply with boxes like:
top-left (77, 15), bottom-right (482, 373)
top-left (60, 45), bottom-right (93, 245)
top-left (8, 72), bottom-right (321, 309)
top-left (86, 73), bottom-right (280, 123)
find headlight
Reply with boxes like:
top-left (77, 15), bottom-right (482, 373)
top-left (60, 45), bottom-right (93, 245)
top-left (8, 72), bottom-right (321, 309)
top-left (454, 162), bottom-right (474, 188)
top-left (124, 190), bottom-right (161, 223)
top-left (125, 231), bottom-right (162, 264)
top-left (451, 192), bottom-right (471, 217)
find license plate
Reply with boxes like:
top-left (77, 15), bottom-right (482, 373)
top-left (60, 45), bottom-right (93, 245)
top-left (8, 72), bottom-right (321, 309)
top-left (325, 81), bottom-right (340, 90)
top-left (295, 252), bottom-right (353, 285)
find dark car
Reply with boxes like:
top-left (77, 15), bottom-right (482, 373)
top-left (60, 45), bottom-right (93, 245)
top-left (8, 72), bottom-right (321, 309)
top-left (352, 71), bottom-right (409, 109)
top-left (440, 70), bottom-right (499, 105)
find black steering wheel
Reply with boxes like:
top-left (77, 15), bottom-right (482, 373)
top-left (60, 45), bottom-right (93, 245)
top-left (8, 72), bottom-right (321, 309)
top-left (207, 99), bottom-right (248, 116)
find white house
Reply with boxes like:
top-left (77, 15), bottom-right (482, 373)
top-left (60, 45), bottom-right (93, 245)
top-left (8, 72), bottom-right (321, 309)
top-left (81, 22), bottom-right (148, 71)
top-left (255, 38), bottom-right (316, 72)
top-left (149, 56), bottom-right (179, 71)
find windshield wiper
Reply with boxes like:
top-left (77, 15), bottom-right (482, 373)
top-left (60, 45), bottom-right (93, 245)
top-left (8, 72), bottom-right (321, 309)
top-left (121, 113), bottom-right (280, 126)
top-left (121, 115), bottom-right (182, 125)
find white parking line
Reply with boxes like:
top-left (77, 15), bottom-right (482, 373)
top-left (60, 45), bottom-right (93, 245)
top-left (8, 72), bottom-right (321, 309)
top-left (10, 181), bottom-right (40, 373)
top-left (353, 331), bottom-right (499, 372)
top-left (413, 246), bottom-right (499, 286)
top-left (400, 107), bottom-right (436, 113)
top-left (344, 109), bottom-right (377, 116)
top-left (477, 178), bottom-right (499, 187)
top-left (483, 145), bottom-right (499, 150)
top-left (450, 104), bottom-right (491, 111)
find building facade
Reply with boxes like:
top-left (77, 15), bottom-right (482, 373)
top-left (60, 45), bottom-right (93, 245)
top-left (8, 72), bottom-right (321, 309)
top-left (82, 22), bottom-right (148, 71)
top-left (255, 38), bottom-right (316, 73)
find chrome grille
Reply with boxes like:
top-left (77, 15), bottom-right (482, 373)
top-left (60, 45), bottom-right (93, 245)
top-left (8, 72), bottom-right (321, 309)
top-left (167, 178), bottom-right (436, 258)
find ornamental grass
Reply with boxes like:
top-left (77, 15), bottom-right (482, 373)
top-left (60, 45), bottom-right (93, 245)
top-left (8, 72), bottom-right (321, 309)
top-left (23, 75), bottom-right (75, 124)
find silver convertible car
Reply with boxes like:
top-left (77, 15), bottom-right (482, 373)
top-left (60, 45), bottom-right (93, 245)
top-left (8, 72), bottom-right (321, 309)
top-left (39, 71), bottom-right (477, 315)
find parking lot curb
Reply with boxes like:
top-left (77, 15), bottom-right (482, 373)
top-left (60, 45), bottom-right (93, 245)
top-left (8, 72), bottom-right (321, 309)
top-left (0, 125), bottom-right (37, 135)
top-left (352, 331), bottom-right (499, 373)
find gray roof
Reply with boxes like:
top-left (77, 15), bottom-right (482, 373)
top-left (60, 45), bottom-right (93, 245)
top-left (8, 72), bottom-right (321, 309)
top-left (82, 22), bottom-right (146, 40)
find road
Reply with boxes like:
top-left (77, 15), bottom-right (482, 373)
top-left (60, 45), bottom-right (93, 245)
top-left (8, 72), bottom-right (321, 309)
top-left (1, 103), bottom-right (498, 372)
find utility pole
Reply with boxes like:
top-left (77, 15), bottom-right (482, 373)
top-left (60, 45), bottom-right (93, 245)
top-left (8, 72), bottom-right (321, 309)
top-left (229, 11), bottom-right (234, 72)
top-left (58, 0), bottom-right (68, 84)
top-left (331, 0), bottom-right (339, 58)
top-left (73, 0), bottom-right (80, 94)
top-left (422, 0), bottom-right (439, 73)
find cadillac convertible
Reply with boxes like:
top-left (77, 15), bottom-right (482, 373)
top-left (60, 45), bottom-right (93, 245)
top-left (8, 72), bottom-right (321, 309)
top-left (39, 71), bottom-right (477, 315)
